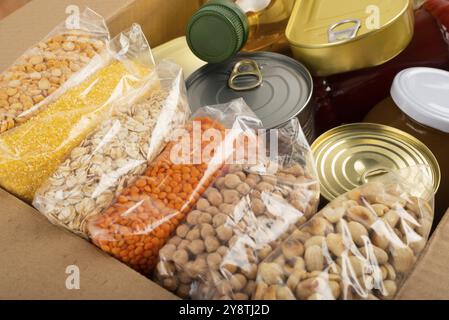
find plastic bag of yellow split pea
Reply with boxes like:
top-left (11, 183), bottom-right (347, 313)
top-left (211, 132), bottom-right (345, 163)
top-left (0, 24), bottom-right (155, 202)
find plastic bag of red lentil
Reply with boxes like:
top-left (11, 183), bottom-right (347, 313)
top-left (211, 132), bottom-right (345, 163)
top-left (87, 98), bottom-right (265, 276)
top-left (0, 24), bottom-right (155, 203)
top-left (0, 8), bottom-right (110, 134)
top-left (33, 60), bottom-right (189, 238)
top-left (154, 118), bottom-right (321, 300)
top-left (253, 167), bottom-right (434, 300)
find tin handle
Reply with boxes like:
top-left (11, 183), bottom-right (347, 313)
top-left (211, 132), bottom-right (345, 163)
top-left (228, 60), bottom-right (263, 91)
top-left (328, 19), bottom-right (361, 43)
top-left (361, 167), bottom-right (392, 184)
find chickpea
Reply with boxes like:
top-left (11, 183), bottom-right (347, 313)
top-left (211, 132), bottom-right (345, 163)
top-left (205, 236), bottom-right (220, 252)
top-left (200, 223), bottom-right (215, 238)
top-left (224, 173), bottom-right (241, 189)
top-left (219, 203), bottom-right (235, 215)
top-left (217, 225), bottom-right (233, 242)
top-left (176, 283), bottom-right (191, 299)
top-left (207, 188), bottom-right (223, 206)
top-left (230, 274), bottom-right (247, 291)
top-left (236, 182), bottom-right (251, 195)
top-left (215, 177), bottom-right (226, 190)
top-left (198, 212), bottom-right (212, 224)
top-left (222, 189), bottom-right (240, 204)
top-left (188, 239), bottom-right (205, 255)
top-left (172, 249), bottom-right (189, 266)
top-left (186, 210), bottom-right (202, 225)
top-left (207, 253), bottom-right (222, 269)
top-left (178, 239), bottom-right (191, 250)
top-left (251, 198), bottom-right (266, 216)
top-left (197, 198), bottom-right (210, 211)
top-left (217, 246), bottom-right (229, 257)
top-left (245, 178), bottom-right (257, 188)
top-left (176, 224), bottom-right (190, 238)
top-left (206, 206), bottom-right (219, 215)
top-left (213, 213), bottom-right (228, 228)
top-left (186, 228), bottom-right (200, 241)
top-left (159, 243), bottom-right (176, 260)
top-left (162, 277), bottom-right (178, 292)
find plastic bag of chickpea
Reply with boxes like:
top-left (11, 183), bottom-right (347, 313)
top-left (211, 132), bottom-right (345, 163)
top-left (87, 98), bottom-right (265, 276)
top-left (154, 118), bottom-right (321, 300)
top-left (0, 24), bottom-right (155, 202)
top-left (253, 167), bottom-right (435, 300)
top-left (33, 60), bottom-right (189, 238)
top-left (0, 8), bottom-right (110, 134)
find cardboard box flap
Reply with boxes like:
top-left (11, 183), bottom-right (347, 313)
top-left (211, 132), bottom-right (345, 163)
top-left (0, 189), bottom-right (177, 299)
top-left (398, 209), bottom-right (449, 300)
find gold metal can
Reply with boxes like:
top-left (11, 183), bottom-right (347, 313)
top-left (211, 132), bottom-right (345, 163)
top-left (286, 0), bottom-right (415, 76)
top-left (311, 123), bottom-right (441, 202)
top-left (153, 36), bottom-right (207, 78)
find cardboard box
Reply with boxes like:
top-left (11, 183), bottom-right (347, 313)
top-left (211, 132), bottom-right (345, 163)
top-left (1, 0), bottom-right (448, 301)
top-left (397, 209), bottom-right (449, 300)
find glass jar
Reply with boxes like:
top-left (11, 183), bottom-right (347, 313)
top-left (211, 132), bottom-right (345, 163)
top-left (365, 67), bottom-right (449, 224)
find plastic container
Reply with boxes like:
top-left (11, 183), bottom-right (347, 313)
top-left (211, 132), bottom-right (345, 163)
top-left (365, 67), bottom-right (449, 225)
top-left (186, 0), bottom-right (294, 63)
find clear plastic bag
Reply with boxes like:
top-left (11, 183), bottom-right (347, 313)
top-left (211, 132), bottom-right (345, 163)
top-left (87, 98), bottom-right (264, 276)
top-left (254, 167), bottom-right (434, 300)
top-left (0, 24), bottom-right (154, 202)
top-left (154, 118), bottom-right (320, 300)
top-left (33, 60), bottom-right (189, 237)
top-left (0, 8), bottom-right (110, 133)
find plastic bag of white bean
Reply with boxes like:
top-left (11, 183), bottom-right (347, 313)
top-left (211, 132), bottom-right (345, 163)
top-left (154, 118), bottom-right (320, 300)
top-left (253, 167), bottom-right (435, 300)
top-left (32, 60), bottom-right (190, 237)
top-left (0, 8), bottom-right (111, 134)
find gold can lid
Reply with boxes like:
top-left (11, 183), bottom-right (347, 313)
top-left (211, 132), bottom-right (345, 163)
top-left (312, 123), bottom-right (441, 201)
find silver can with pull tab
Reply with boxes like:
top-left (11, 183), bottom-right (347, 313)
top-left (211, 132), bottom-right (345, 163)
top-left (186, 52), bottom-right (316, 143)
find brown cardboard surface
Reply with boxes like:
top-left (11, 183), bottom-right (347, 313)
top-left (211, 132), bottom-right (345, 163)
top-left (398, 209), bottom-right (449, 300)
top-left (0, 189), bottom-right (177, 300)
top-left (0, 0), bottom-right (202, 71)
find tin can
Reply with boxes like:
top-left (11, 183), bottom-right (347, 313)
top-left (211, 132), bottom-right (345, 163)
top-left (186, 52), bottom-right (315, 142)
top-left (153, 36), bottom-right (207, 78)
top-left (286, 0), bottom-right (415, 76)
top-left (312, 123), bottom-right (441, 202)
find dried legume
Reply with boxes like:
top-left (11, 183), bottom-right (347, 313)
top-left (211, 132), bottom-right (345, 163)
top-left (88, 117), bottom-right (227, 275)
top-left (0, 61), bottom-right (151, 202)
top-left (0, 31), bottom-right (107, 133)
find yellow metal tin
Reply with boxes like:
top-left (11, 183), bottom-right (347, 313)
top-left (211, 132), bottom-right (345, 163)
top-left (312, 123), bottom-right (441, 202)
top-left (286, 0), bottom-right (415, 76)
top-left (153, 36), bottom-right (207, 78)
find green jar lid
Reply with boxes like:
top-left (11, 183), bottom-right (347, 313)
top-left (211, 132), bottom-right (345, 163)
top-left (187, 0), bottom-right (249, 63)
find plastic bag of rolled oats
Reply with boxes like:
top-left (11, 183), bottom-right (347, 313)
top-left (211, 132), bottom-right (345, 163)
top-left (33, 60), bottom-right (190, 237)
top-left (154, 118), bottom-right (320, 300)
top-left (253, 166), bottom-right (435, 300)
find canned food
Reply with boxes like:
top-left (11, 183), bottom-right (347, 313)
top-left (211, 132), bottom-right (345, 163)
top-left (186, 52), bottom-right (315, 141)
top-left (312, 123), bottom-right (440, 202)
top-left (286, 0), bottom-right (415, 76)
top-left (153, 37), bottom-right (207, 78)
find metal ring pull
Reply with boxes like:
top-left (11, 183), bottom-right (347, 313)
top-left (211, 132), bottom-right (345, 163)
top-left (361, 167), bottom-right (392, 184)
top-left (228, 59), bottom-right (263, 91)
top-left (328, 19), bottom-right (361, 43)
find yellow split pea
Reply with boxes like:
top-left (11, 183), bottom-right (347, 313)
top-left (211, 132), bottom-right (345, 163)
top-left (0, 61), bottom-right (150, 202)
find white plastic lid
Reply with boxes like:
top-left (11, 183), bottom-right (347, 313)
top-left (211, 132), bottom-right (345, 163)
top-left (391, 67), bottom-right (449, 133)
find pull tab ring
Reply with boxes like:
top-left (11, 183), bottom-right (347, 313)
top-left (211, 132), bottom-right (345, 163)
top-left (328, 19), bottom-right (361, 43)
top-left (361, 167), bottom-right (392, 184)
top-left (228, 59), bottom-right (263, 91)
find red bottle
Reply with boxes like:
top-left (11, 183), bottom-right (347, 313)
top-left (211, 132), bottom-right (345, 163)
top-left (314, 3), bottom-right (449, 134)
